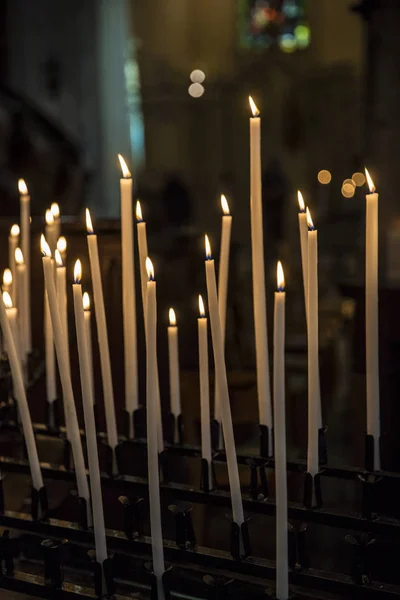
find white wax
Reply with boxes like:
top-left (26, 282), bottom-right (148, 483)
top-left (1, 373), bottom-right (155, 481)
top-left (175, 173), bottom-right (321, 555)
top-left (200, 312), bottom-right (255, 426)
top-left (298, 211), bottom-right (308, 321)
top-left (146, 278), bottom-right (165, 599)
top-left (9, 234), bottom-right (18, 302)
top-left (56, 266), bottom-right (70, 368)
top-left (44, 290), bottom-right (57, 403)
top-left (307, 229), bottom-right (320, 476)
top-left (20, 194), bottom-right (31, 352)
top-left (16, 263), bottom-right (27, 364)
top-left (273, 289), bottom-right (288, 600)
top-left (167, 325), bottom-right (181, 418)
top-left (87, 234), bottom-right (118, 451)
top-left (198, 316), bottom-right (212, 486)
top-left (73, 284), bottom-right (107, 564)
top-left (0, 294), bottom-right (42, 490)
top-left (84, 309), bottom-right (95, 404)
top-left (42, 256), bottom-right (90, 505)
top-left (120, 178), bottom-right (139, 434)
top-left (366, 191), bottom-right (380, 470)
top-left (205, 257), bottom-right (244, 525)
top-left (6, 307), bottom-right (22, 382)
top-left (249, 115), bottom-right (272, 453)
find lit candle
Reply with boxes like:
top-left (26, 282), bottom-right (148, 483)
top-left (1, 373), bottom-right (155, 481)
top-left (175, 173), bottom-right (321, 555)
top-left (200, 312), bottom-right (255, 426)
top-left (365, 168), bottom-right (380, 471)
top-left (297, 191), bottom-right (308, 321)
top-left (57, 236), bottom-right (67, 266)
top-left (18, 180), bottom-right (31, 353)
top-left (9, 224), bottom-right (19, 301)
top-left (145, 258), bottom-right (165, 599)
top-left (3, 269), bottom-right (12, 294)
top-left (118, 154), bottom-right (139, 437)
top-left (55, 249), bottom-right (69, 368)
top-left (3, 291), bottom-right (21, 367)
top-left (83, 292), bottom-right (95, 405)
top-left (198, 294), bottom-right (212, 488)
top-left (15, 248), bottom-right (28, 365)
top-left (45, 209), bottom-right (57, 255)
top-left (44, 211), bottom-right (57, 407)
top-left (306, 209), bottom-right (320, 476)
top-left (86, 210), bottom-right (118, 460)
top-left (51, 202), bottom-right (61, 243)
top-left (168, 307), bottom-right (181, 442)
top-left (73, 260), bottom-right (107, 565)
top-left (0, 290), bottom-right (43, 491)
top-left (205, 235), bottom-right (244, 526)
top-left (248, 97), bottom-right (272, 454)
top-left (273, 261), bottom-right (288, 600)
top-left (41, 236), bottom-right (90, 511)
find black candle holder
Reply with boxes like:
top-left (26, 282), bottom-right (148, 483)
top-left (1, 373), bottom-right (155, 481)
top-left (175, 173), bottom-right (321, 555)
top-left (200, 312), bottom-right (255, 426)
top-left (31, 485), bottom-right (48, 520)
top-left (203, 574), bottom-right (235, 599)
top-left (41, 538), bottom-right (67, 588)
top-left (169, 502), bottom-right (196, 549)
top-left (365, 432), bottom-right (382, 472)
top-left (303, 472), bottom-right (323, 509)
top-left (288, 523), bottom-right (309, 570)
top-left (200, 457), bottom-right (215, 493)
top-left (345, 532), bottom-right (376, 586)
top-left (88, 550), bottom-right (115, 599)
top-left (247, 458), bottom-right (269, 500)
top-left (211, 418), bottom-right (223, 451)
top-left (166, 412), bottom-right (184, 445)
top-left (259, 424), bottom-right (273, 459)
top-left (145, 562), bottom-right (173, 600)
top-left (228, 516), bottom-right (252, 560)
top-left (118, 495), bottom-right (144, 540)
top-left (358, 472), bottom-right (382, 520)
top-left (318, 426), bottom-right (328, 465)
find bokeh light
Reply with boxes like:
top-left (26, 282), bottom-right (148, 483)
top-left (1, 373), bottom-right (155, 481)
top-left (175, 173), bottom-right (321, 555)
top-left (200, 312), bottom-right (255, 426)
top-left (294, 24), bottom-right (310, 48)
top-left (279, 34), bottom-right (296, 53)
top-left (352, 172), bottom-right (366, 187)
top-left (188, 83), bottom-right (205, 98)
top-left (317, 170), bottom-right (331, 184)
top-left (343, 178), bottom-right (356, 188)
top-left (342, 184), bottom-right (355, 198)
top-left (190, 69), bottom-right (206, 84)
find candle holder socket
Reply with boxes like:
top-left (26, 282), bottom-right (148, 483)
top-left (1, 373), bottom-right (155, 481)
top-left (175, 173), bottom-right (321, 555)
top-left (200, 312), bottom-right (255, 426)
top-left (166, 412), bottom-right (184, 445)
top-left (228, 516), bottom-right (252, 560)
top-left (31, 486), bottom-right (48, 520)
top-left (118, 495), bottom-right (144, 539)
top-left (168, 502), bottom-right (196, 549)
top-left (318, 426), bottom-right (328, 465)
top-left (0, 530), bottom-right (14, 576)
top-left (88, 550), bottom-right (115, 598)
top-left (288, 523), bottom-right (309, 570)
top-left (133, 404), bottom-right (146, 439)
top-left (303, 472), bottom-right (323, 509)
top-left (211, 418), bottom-right (222, 451)
top-left (200, 457), bottom-right (215, 493)
top-left (145, 562), bottom-right (173, 600)
top-left (247, 458), bottom-right (269, 501)
top-left (259, 424), bottom-right (273, 459)
top-left (203, 574), bottom-right (235, 599)
top-left (365, 433), bottom-right (382, 472)
top-left (41, 538), bottom-right (67, 588)
top-left (46, 398), bottom-right (61, 431)
top-left (358, 472), bottom-right (383, 520)
top-left (345, 532), bottom-right (376, 585)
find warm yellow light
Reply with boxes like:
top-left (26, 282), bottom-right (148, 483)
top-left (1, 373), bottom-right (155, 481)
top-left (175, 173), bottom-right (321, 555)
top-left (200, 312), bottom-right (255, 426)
top-left (3, 269), bottom-right (12, 286)
top-left (51, 202), bottom-right (60, 219)
top-left (317, 170), bottom-right (332, 185)
top-left (343, 178), bottom-right (356, 188)
top-left (74, 259), bottom-right (82, 283)
top-left (118, 154), bottom-right (131, 179)
top-left (136, 200), bottom-right (143, 222)
top-left (86, 209), bottom-right (94, 234)
top-left (10, 224), bottom-right (20, 237)
top-left (146, 257), bottom-right (154, 280)
top-left (306, 207), bottom-right (314, 229)
top-left (3, 291), bottom-right (13, 309)
top-left (249, 96), bottom-right (260, 117)
top-left (221, 194), bottom-right (230, 216)
top-left (18, 179), bottom-right (28, 195)
top-left (15, 247), bottom-right (24, 265)
top-left (297, 190), bottom-right (305, 212)
top-left (341, 185), bottom-right (355, 199)
top-left (198, 294), bottom-right (205, 317)
top-left (40, 235), bottom-right (51, 258)
top-left (45, 209), bottom-right (54, 226)
top-left (365, 168), bottom-right (376, 193)
top-left (277, 260), bottom-right (285, 290)
top-left (352, 172), bottom-right (365, 187)
top-left (57, 236), bottom-right (67, 253)
top-left (83, 291), bottom-right (90, 311)
top-left (55, 249), bottom-right (63, 268)
top-left (205, 234), bottom-right (212, 259)
top-left (169, 308), bottom-right (177, 326)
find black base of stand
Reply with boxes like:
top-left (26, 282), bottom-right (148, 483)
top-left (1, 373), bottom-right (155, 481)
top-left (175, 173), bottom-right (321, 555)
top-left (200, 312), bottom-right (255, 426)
top-left (145, 563), bottom-right (172, 600)
top-left (229, 518), bottom-right (251, 560)
top-left (345, 532), bottom-right (376, 586)
top-left (200, 458), bottom-right (214, 493)
top-left (133, 405), bottom-right (146, 439)
top-left (41, 538), bottom-right (67, 588)
top-left (318, 426), bottom-right (328, 465)
top-left (88, 551), bottom-right (115, 599)
top-left (365, 432), bottom-right (382, 472)
top-left (31, 486), bottom-right (48, 520)
top-left (288, 523), bottom-right (309, 570)
top-left (303, 472), bottom-right (323, 509)
top-left (118, 495), bottom-right (144, 540)
top-left (259, 425), bottom-right (273, 458)
top-left (358, 472), bottom-right (382, 520)
top-left (169, 502), bottom-right (196, 549)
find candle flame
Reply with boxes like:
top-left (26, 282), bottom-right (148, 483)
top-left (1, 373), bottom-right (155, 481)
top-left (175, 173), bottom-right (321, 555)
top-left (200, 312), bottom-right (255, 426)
top-left (136, 200), bottom-right (143, 222)
top-left (45, 209), bottom-right (54, 226)
top-left (146, 257), bottom-right (154, 281)
top-left (86, 208), bottom-right (94, 234)
top-left (198, 294), bottom-right (205, 317)
top-left (18, 179), bottom-right (28, 195)
top-left (3, 269), bottom-right (12, 286)
top-left (277, 260), bottom-right (285, 291)
top-left (74, 259), bottom-right (82, 283)
top-left (3, 291), bottom-right (13, 309)
top-left (83, 291), bottom-right (90, 311)
top-left (365, 168), bottom-right (376, 193)
top-left (205, 234), bottom-right (212, 259)
top-left (306, 207), bottom-right (314, 230)
top-left (10, 224), bottom-right (20, 237)
top-left (118, 154), bottom-right (131, 178)
top-left (249, 96), bottom-right (260, 117)
top-left (55, 249), bottom-right (63, 268)
top-left (40, 234), bottom-right (51, 258)
top-left (57, 236), bottom-right (67, 253)
top-left (15, 247), bottom-right (24, 265)
top-left (221, 194), bottom-right (230, 216)
top-left (51, 202), bottom-right (60, 218)
top-left (297, 190), bottom-right (306, 212)
top-left (169, 307), bottom-right (177, 326)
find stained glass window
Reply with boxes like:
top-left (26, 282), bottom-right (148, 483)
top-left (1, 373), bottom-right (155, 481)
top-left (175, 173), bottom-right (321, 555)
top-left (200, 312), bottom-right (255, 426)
top-left (238, 0), bottom-right (310, 52)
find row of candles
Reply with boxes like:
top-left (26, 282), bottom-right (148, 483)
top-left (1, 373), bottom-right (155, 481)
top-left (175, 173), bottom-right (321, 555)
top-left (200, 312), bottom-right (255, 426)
top-left (0, 98), bottom-right (380, 600)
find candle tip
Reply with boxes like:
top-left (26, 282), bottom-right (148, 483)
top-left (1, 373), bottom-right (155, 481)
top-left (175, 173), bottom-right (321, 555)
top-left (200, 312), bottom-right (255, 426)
top-left (297, 190), bottom-right (306, 212)
top-left (146, 257), bottom-right (155, 281)
top-left (55, 249), bottom-right (63, 268)
top-left (221, 194), bottom-right (230, 216)
top-left (248, 96), bottom-right (260, 117)
top-left (45, 209), bottom-right (54, 226)
top-left (169, 307), bottom-right (177, 326)
top-left (3, 269), bottom-right (12, 287)
top-left (2, 290), bottom-right (12, 309)
top-left (205, 234), bottom-right (212, 259)
top-left (198, 294), bottom-right (205, 317)
top-left (57, 236), bottom-right (67, 253)
top-left (10, 224), bottom-right (20, 237)
top-left (306, 207), bottom-right (315, 230)
top-left (15, 247), bottom-right (24, 265)
top-left (86, 208), bottom-right (94, 234)
top-left (83, 291), bottom-right (90, 311)
top-left (51, 202), bottom-right (60, 219)
top-left (118, 154), bottom-right (131, 178)
top-left (277, 261), bottom-right (285, 291)
top-left (40, 235), bottom-right (51, 258)
top-left (365, 167), bottom-right (376, 193)
top-left (136, 200), bottom-right (143, 222)
top-left (74, 259), bottom-right (82, 284)
top-left (18, 179), bottom-right (28, 195)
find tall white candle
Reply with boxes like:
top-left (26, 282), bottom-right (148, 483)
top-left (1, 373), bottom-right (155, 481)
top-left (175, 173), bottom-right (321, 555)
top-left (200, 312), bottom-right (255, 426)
top-left (86, 210), bottom-right (118, 454)
top-left (306, 209), bottom-right (320, 476)
top-left (18, 180), bottom-right (31, 353)
top-left (15, 248), bottom-right (28, 365)
top-left (3, 292), bottom-right (21, 371)
top-left (73, 261), bottom-right (107, 565)
top-left (118, 155), bottom-right (139, 437)
top-left (205, 235), bottom-right (244, 526)
top-left (41, 236), bottom-right (90, 507)
top-left (3, 269), bottom-right (12, 294)
top-left (365, 168), bottom-right (380, 471)
top-left (248, 97), bottom-right (272, 454)
top-left (145, 258), bottom-right (165, 600)
top-left (83, 292), bottom-right (95, 405)
top-left (45, 210), bottom-right (57, 256)
top-left (198, 295), bottom-right (212, 487)
top-left (8, 225), bottom-right (19, 301)
top-left (57, 236), bottom-right (67, 267)
top-left (273, 261), bottom-right (288, 600)
top-left (51, 203), bottom-right (61, 244)
top-left (0, 290), bottom-right (43, 490)
top-left (55, 250), bottom-right (70, 368)
top-left (167, 308), bottom-right (181, 433)
top-left (297, 191), bottom-right (308, 321)
top-left (45, 209), bottom-right (57, 404)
